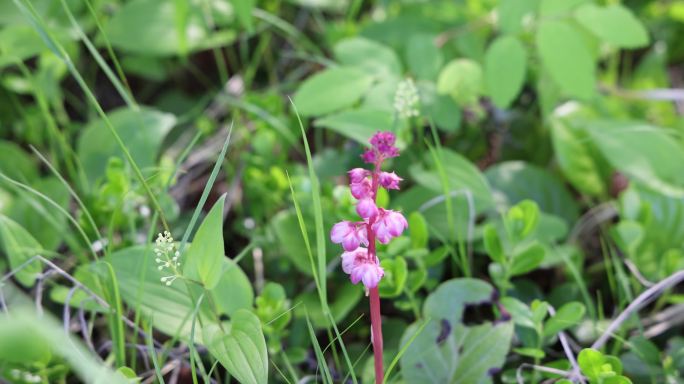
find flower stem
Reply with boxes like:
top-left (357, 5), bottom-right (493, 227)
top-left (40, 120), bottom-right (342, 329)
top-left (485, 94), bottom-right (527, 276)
top-left (369, 286), bottom-right (384, 384)
top-left (367, 162), bottom-right (384, 383)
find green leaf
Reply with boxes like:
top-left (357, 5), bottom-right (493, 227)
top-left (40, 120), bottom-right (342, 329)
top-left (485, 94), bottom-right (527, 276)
top-left (536, 21), bottom-right (595, 100)
top-left (0, 140), bottom-right (38, 184)
top-left (550, 118), bottom-right (606, 196)
top-left (184, 195), bottom-right (226, 290)
top-left (501, 297), bottom-right (535, 328)
top-left (204, 309), bottom-right (268, 384)
top-left (424, 278), bottom-right (495, 323)
top-left (333, 37), bottom-right (401, 77)
top-left (292, 67), bottom-right (374, 117)
top-left (539, 0), bottom-right (590, 16)
top-left (484, 36), bottom-right (527, 108)
top-left (315, 108), bottom-right (394, 144)
top-left (510, 242), bottom-right (545, 276)
top-left (406, 34), bottom-right (443, 80)
top-left (77, 107), bottom-right (175, 183)
top-left (408, 211), bottom-right (428, 249)
top-left (379, 257), bottom-right (408, 298)
top-left (498, 0), bottom-right (539, 34)
top-left (506, 200), bottom-right (540, 240)
top-left (0, 215), bottom-right (43, 286)
top-left (588, 122), bottom-right (684, 196)
top-left (483, 224), bottom-right (505, 264)
top-left (437, 59), bottom-right (483, 106)
top-left (578, 348), bottom-right (622, 382)
top-left (8, 177), bottom-right (70, 251)
top-left (544, 302), bottom-right (585, 338)
top-left (419, 82), bottom-right (462, 133)
top-left (400, 279), bottom-right (513, 384)
top-left (0, 310), bottom-right (128, 383)
top-left (97, 245), bottom-right (252, 339)
top-left (231, 0), bottom-right (255, 32)
top-left (485, 161), bottom-right (580, 223)
top-left (514, 347), bottom-right (546, 359)
top-left (103, 0), bottom-right (211, 56)
top-left (574, 4), bottom-right (649, 48)
top-left (411, 148), bottom-right (494, 213)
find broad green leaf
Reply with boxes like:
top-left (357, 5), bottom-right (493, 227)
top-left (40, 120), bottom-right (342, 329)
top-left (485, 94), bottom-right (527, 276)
top-left (333, 37), bottom-right (402, 77)
top-left (77, 107), bottom-right (176, 183)
top-left (0, 310), bottom-right (128, 384)
top-left (408, 211), bottom-right (428, 249)
top-left (485, 161), bottom-right (580, 223)
top-left (543, 301), bottom-right (585, 338)
top-left (587, 121), bottom-right (684, 197)
top-left (231, 0), bottom-right (255, 32)
top-left (437, 59), bottom-right (483, 106)
top-left (510, 242), bottom-right (545, 276)
top-left (617, 185), bottom-right (684, 279)
top-left (294, 283), bottom-right (363, 329)
top-left (315, 109), bottom-right (394, 144)
top-left (536, 21), bottom-right (595, 100)
top-left (501, 297), bottom-right (535, 328)
top-left (184, 195), bottom-right (226, 290)
top-left (550, 118), bottom-right (606, 197)
top-left (483, 224), bottom-right (504, 264)
top-left (498, 0), bottom-right (538, 34)
top-left (0, 140), bottom-right (37, 183)
top-left (484, 36), bottom-right (527, 108)
top-left (419, 81), bottom-right (462, 133)
top-left (406, 34), bottom-right (443, 80)
top-left (292, 67), bottom-right (374, 117)
top-left (424, 279), bottom-right (495, 323)
top-left (506, 200), bottom-right (540, 240)
top-left (411, 149), bottom-right (494, 213)
top-left (204, 310), bottom-right (268, 384)
top-left (578, 348), bottom-right (628, 382)
top-left (400, 279), bottom-right (513, 384)
top-left (575, 4), bottom-right (649, 48)
top-left (0, 215), bottom-right (43, 286)
top-left (539, 0), bottom-right (590, 16)
top-left (96, 245), bottom-right (252, 339)
top-left (8, 177), bottom-right (70, 251)
top-left (103, 0), bottom-right (210, 56)
top-left (379, 256), bottom-right (408, 298)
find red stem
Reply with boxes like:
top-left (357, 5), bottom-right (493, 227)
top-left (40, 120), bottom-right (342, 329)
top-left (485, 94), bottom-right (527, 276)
top-left (367, 161), bottom-right (384, 383)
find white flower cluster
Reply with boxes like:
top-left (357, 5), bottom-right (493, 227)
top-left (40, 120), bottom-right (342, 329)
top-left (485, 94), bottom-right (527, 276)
top-left (154, 231), bottom-right (180, 286)
top-left (394, 78), bottom-right (420, 119)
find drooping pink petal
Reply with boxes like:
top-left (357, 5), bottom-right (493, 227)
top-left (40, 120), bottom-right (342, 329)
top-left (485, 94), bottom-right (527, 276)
top-left (341, 248), bottom-right (367, 274)
top-left (330, 221), bottom-right (353, 244)
top-left (348, 168), bottom-right (370, 184)
top-left (350, 178), bottom-right (372, 199)
top-left (379, 171), bottom-right (402, 190)
top-left (350, 261), bottom-right (384, 288)
top-left (371, 209), bottom-right (408, 244)
top-left (356, 197), bottom-right (378, 219)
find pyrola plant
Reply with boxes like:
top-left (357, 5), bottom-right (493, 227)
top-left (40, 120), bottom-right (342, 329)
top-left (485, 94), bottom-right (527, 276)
top-left (330, 131), bottom-right (408, 383)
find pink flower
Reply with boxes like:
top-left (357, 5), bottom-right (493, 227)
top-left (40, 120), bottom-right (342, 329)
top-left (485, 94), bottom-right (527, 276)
top-left (372, 209), bottom-right (408, 244)
top-left (356, 197), bottom-right (378, 219)
top-left (341, 248), bottom-right (367, 274)
top-left (348, 168), bottom-right (370, 184)
top-left (361, 148), bottom-right (376, 164)
top-left (379, 171), bottom-right (402, 190)
top-left (331, 221), bottom-right (368, 251)
top-left (350, 260), bottom-right (384, 288)
top-left (370, 131), bottom-right (399, 159)
top-left (340, 248), bottom-right (384, 288)
top-left (350, 178), bottom-right (372, 200)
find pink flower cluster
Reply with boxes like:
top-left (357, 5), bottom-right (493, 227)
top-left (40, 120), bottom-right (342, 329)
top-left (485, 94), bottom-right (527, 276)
top-left (330, 132), bottom-right (408, 289)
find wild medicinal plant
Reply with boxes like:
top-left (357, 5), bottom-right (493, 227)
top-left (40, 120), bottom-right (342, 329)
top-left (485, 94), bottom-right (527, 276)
top-left (330, 131), bottom-right (408, 384)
